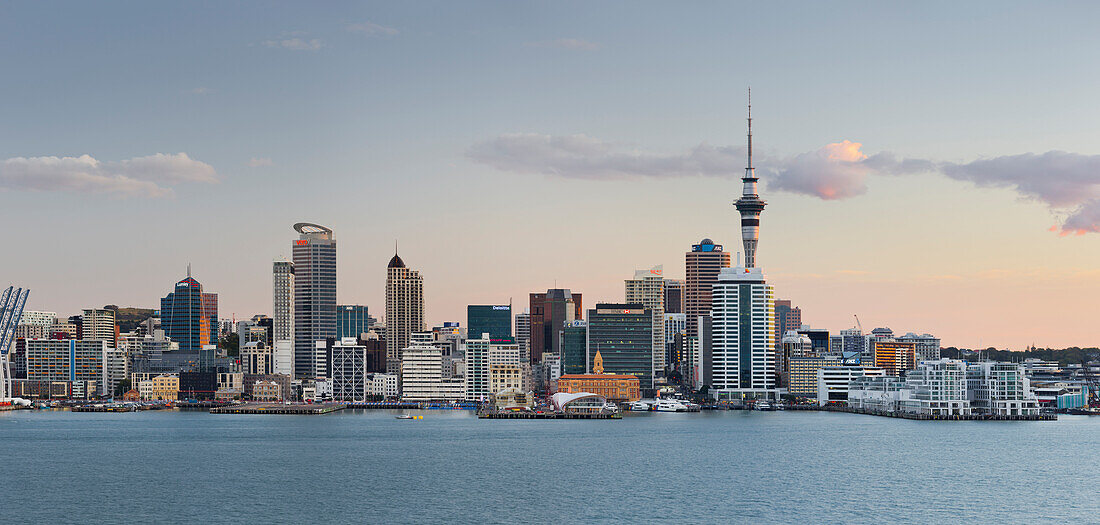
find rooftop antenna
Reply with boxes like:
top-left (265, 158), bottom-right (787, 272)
top-left (187, 263), bottom-right (191, 278)
top-left (747, 87), bottom-right (752, 172)
top-left (394, 240), bottom-right (398, 256)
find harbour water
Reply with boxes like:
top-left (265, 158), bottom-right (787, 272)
top-left (2, 409), bottom-right (1097, 523)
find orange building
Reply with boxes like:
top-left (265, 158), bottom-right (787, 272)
top-left (555, 350), bottom-right (641, 402)
top-left (873, 341), bottom-right (917, 376)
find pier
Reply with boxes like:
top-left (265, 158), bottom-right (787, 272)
top-left (825, 405), bottom-right (1056, 421)
top-left (478, 411), bottom-right (621, 420)
top-left (210, 402), bottom-right (347, 415)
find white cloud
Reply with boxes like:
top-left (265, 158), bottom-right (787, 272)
top-left (190, 87), bottom-right (212, 95)
top-left (467, 133), bottom-right (741, 180)
top-left (262, 38), bottom-right (323, 51)
top-left (0, 153), bottom-right (217, 198)
top-left (248, 157), bottom-right (274, 167)
top-left (525, 38), bottom-right (602, 51)
top-left (347, 22), bottom-right (399, 37)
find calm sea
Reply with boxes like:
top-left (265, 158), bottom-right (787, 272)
top-left (1, 409), bottom-right (1097, 524)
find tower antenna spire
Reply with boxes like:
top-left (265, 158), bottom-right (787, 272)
top-left (734, 87), bottom-right (766, 268)
top-left (747, 87), bottom-right (752, 172)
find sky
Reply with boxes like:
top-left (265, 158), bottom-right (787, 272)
top-left (2, 1), bottom-right (1099, 349)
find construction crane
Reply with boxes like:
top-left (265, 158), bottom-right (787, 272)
top-left (853, 314), bottom-right (863, 334)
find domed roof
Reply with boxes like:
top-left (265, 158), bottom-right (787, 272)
top-left (388, 253), bottom-right (405, 268)
top-left (700, 238), bottom-right (714, 245)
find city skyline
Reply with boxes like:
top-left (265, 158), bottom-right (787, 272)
top-left (3, 3), bottom-right (1100, 348)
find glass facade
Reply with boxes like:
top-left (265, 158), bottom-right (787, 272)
top-left (466, 305), bottom-right (511, 342)
top-left (160, 277), bottom-right (218, 353)
top-left (586, 304), bottom-right (653, 391)
top-left (559, 322), bottom-right (587, 375)
top-left (336, 305), bottom-right (370, 339)
top-left (293, 227), bottom-right (337, 380)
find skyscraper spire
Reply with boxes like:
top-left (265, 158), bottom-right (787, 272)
top-left (734, 88), bottom-right (767, 268)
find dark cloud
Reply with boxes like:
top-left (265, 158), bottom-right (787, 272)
top-left (467, 133), bottom-right (742, 179)
top-left (469, 132), bottom-right (1100, 234)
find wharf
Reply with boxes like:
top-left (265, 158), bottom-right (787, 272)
top-left (210, 402), bottom-right (346, 415)
top-left (827, 406), bottom-right (1055, 421)
top-left (479, 411), bottom-right (621, 420)
top-left (176, 401), bottom-right (234, 409)
top-left (345, 402), bottom-right (421, 410)
top-left (72, 405), bottom-right (136, 413)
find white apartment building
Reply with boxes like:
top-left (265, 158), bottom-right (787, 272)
top-left (903, 359), bottom-right (971, 416)
top-left (817, 366), bottom-right (886, 405)
top-left (401, 346), bottom-right (465, 402)
top-left (967, 362), bottom-right (1040, 416)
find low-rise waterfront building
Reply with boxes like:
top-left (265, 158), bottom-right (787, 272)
top-left (366, 373), bottom-right (399, 399)
top-left (816, 366), bottom-right (886, 405)
top-left (555, 350), bottom-right (641, 403)
top-left (252, 380), bottom-right (282, 401)
top-left (138, 374), bottom-right (180, 401)
top-left (902, 359), bottom-right (971, 416)
top-left (788, 355), bottom-right (843, 398)
top-left (9, 379), bottom-right (98, 399)
top-left (966, 362), bottom-right (1040, 416)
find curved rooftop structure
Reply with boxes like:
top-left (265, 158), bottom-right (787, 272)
top-left (293, 222), bottom-right (333, 236)
top-left (700, 238), bottom-right (714, 245)
top-left (388, 253), bottom-right (405, 269)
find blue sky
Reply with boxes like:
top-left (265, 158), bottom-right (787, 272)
top-left (2, 1), bottom-right (1100, 347)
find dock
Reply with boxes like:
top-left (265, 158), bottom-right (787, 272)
top-left (210, 402), bottom-right (347, 415)
top-left (478, 411), bottom-right (621, 420)
top-left (825, 405), bottom-right (1056, 421)
top-left (344, 402), bottom-right (421, 410)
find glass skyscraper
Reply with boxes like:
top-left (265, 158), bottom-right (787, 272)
top-left (559, 321), bottom-right (587, 375)
top-left (466, 305), bottom-right (511, 342)
top-left (160, 273), bottom-right (218, 353)
top-left (586, 303), bottom-right (654, 391)
top-left (292, 223), bottom-right (337, 380)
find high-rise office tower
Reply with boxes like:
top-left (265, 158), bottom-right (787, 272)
top-left (710, 96), bottom-right (778, 401)
top-left (711, 267), bottom-right (776, 400)
top-left (685, 238), bottom-right (730, 339)
top-left (467, 305), bottom-right (511, 342)
top-left (529, 289), bottom-right (582, 364)
top-left (663, 279), bottom-right (685, 314)
top-left (625, 265), bottom-right (666, 377)
top-left (272, 260), bottom-right (294, 344)
top-left (336, 305), bottom-right (370, 339)
top-left (159, 270), bottom-right (217, 353)
top-left (292, 223), bottom-right (337, 380)
top-left (80, 308), bottom-right (118, 349)
top-left (587, 303), bottom-right (654, 391)
top-left (385, 246), bottom-right (424, 375)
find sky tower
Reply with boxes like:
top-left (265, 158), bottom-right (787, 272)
top-left (735, 89), bottom-right (767, 268)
